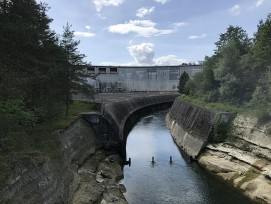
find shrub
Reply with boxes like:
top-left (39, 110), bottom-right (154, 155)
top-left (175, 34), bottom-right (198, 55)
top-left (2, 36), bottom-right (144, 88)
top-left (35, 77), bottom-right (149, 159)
top-left (210, 114), bottom-right (234, 142)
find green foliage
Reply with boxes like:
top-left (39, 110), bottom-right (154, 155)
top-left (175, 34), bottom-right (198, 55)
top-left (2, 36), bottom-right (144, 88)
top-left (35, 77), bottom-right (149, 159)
top-left (177, 71), bottom-right (190, 94)
top-left (184, 14), bottom-right (271, 122)
top-left (181, 95), bottom-right (251, 115)
top-left (0, 0), bottom-right (95, 154)
top-left (60, 24), bottom-right (94, 117)
top-left (249, 67), bottom-right (271, 121)
top-left (214, 25), bottom-right (251, 55)
top-left (0, 0), bottom-right (97, 188)
top-left (252, 14), bottom-right (271, 76)
top-left (211, 115), bottom-right (234, 143)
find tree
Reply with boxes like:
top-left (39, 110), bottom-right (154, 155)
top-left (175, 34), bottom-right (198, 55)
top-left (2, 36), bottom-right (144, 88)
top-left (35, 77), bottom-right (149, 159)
top-left (0, 0), bottom-right (67, 151)
top-left (60, 24), bottom-right (94, 117)
top-left (251, 14), bottom-right (271, 79)
top-left (215, 25), bottom-right (251, 56)
top-left (249, 67), bottom-right (271, 117)
top-left (177, 71), bottom-right (190, 94)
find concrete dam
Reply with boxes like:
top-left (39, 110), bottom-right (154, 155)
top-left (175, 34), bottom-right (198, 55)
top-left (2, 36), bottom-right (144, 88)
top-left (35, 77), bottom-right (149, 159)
top-left (87, 65), bottom-right (202, 92)
top-left (81, 92), bottom-right (179, 158)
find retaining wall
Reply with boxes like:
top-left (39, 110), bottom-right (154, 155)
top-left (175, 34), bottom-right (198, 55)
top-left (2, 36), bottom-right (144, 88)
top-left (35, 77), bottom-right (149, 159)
top-left (0, 118), bottom-right (101, 203)
top-left (83, 94), bottom-right (178, 158)
top-left (166, 97), bottom-right (231, 158)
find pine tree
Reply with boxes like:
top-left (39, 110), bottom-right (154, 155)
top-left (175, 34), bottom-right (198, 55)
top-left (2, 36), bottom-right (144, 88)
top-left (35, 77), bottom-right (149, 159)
top-left (60, 24), bottom-right (93, 117)
top-left (177, 71), bottom-right (190, 94)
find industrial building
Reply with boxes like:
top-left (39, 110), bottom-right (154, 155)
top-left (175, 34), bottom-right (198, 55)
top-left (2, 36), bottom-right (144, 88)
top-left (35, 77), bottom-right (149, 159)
top-left (87, 65), bottom-right (202, 92)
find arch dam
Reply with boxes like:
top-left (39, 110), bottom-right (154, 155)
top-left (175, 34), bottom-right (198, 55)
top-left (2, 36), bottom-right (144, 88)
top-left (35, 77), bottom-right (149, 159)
top-left (80, 92), bottom-right (179, 159)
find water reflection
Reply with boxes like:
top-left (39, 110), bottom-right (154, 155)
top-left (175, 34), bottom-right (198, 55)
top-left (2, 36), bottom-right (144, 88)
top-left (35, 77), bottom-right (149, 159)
top-left (122, 110), bottom-right (254, 204)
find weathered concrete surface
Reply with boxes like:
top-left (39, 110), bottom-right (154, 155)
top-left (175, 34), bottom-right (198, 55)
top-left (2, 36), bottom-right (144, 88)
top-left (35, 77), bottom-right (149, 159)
top-left (0, 118), bottom-right (125, 204)
top-left (89, 65), bottom-right (202, 92)
top-left (0, 118), bottom-right (101, 204)
top-left (198, 115), bottom-right (271, 204)
top-left (0, 92), bottom-right (177, 203)
top-left (166, 97), bottom-right (230, 158)
top-left (82, 92), bottom-right (178, 158)
top-left (102, 93), bottom-right (178, 139)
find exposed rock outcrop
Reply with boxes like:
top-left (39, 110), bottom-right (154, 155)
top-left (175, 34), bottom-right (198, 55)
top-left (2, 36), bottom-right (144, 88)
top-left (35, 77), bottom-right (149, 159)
top-left (166, 97), bottom-right (271, 203)
top-left (198, 115), bottom-right (271, 204)
top-left (0, 118), bottom-right (126, 204)
top-left (72, 150), bottom-right (127, 204)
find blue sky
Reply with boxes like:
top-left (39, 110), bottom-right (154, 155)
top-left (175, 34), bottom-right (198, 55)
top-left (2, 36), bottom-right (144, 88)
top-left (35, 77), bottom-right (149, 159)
top-left (43, 0), bottom-right (271, 66)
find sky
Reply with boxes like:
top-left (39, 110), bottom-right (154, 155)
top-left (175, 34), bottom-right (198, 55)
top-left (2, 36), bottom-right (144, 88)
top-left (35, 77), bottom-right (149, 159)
top-left (42, 0), bottom-right (271, 66)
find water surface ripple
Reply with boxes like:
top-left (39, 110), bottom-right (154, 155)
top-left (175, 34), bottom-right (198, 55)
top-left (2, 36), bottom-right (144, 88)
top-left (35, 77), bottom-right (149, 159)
top-left (122, 110), bottom-right (253, 204)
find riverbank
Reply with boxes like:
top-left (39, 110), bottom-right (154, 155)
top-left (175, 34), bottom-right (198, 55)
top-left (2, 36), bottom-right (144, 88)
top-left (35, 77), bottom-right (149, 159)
top-left (0, 117), bottom-right (127, 203)
top-left (72, 149), bottom-right (127, 204)
top-left (166, 97), bottom-right (271, 203)
top-left (198, 114), bottom-right (271, 203)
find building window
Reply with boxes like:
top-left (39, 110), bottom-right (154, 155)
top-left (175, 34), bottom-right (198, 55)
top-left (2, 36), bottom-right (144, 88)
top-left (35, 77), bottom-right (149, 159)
top-left (110, 67), bottom-right (118, 74)
top-left (169, 70), bottom-right (179, 80)
top-left (88, 67), bottom-right (95, 74)
top-left (99, 68), bottom-right (106, 73)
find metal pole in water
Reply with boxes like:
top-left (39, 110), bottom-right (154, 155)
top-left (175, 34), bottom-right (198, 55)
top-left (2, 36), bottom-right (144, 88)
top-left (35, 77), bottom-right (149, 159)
top-left (170, 156), bottom-right (173, 163)
top-left (152, 156), bottom-right (155, 163)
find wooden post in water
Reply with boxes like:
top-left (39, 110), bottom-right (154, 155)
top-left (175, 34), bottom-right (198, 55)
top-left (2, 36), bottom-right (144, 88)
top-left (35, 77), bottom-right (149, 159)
top-left (170, 156), bottom-right (173, 164)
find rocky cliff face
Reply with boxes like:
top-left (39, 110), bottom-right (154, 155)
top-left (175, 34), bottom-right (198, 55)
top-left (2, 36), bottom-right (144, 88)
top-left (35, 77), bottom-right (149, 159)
top-left (166, 97), bottom-right (271, 203)
top-left (198, 114), bottom-right (271, 203)
top-left (0, 118), bottom-right (127, 204)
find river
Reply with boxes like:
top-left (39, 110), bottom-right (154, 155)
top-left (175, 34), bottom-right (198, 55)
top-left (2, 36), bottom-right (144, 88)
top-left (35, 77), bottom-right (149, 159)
top-left (121, 110), bottom-right (254, 204)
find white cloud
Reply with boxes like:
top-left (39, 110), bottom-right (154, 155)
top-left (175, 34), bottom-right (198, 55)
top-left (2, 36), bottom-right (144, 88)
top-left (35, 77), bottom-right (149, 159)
top-left (127, 43), bottom-right (155, 64)
top-left (93, 0), bottom-right (124, 12)
top-left (85, 25), bottom-right (91, 30)
top-left (136, 7), bottom-right (155, 18)
top-left (173, 22), bottom-right (189, 28)
top-left (74, 31), bottom-right (95, 37)
top-left (154, 55), bottom-right (188, 65)
top-left (228, 5), bottom-right (240, 16)
top-left (154, 0), bottom-right (170, 4)
top-left (95, 13), bottom-right (107, 19)
top-left (256, 0), bottom-right (264, 7)
top-left (188, 33), bottom-right (207, 40)
top-left (126, 43), bottom-right (189, 66)
top-left (108, 20), bottom-right (176, 37)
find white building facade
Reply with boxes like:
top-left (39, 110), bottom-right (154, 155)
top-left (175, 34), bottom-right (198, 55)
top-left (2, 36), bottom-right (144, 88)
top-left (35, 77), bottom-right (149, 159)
top-left (87, 65), bottom-right (202, 92)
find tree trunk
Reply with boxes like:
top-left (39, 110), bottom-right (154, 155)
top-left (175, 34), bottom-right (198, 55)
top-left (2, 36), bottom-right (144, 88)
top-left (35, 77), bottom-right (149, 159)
top-left (65, 91), bottom-right (69, 117)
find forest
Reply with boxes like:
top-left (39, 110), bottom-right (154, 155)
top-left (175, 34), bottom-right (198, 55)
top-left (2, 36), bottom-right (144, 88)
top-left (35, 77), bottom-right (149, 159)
top-left (179, 14), bottom-right (271, 121)
top-left (0, 0), bottom-right (93, 154)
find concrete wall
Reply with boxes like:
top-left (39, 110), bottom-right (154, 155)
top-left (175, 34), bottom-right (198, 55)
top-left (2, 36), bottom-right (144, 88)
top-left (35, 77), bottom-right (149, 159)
top-left (104, 93), bottom-right (178, 158)
top-left (87, 65), bottom-right (202, 92)
top-left (166, 97), bottom-right (231, 158)
top-left (0, 118), bottom-right (101, 204)
top-left (82, 93), bottom-right (178, 158)
top-left (0, 94), bottom-right (177, 203)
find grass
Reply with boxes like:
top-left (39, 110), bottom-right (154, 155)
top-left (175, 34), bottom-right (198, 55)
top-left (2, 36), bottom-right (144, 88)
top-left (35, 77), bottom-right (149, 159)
top-left (36, 100), bottom-right (95, 131)
top-left (181, 94), bottom-right (255, 115)
top-left (0, 100), bottom-right (95, 188)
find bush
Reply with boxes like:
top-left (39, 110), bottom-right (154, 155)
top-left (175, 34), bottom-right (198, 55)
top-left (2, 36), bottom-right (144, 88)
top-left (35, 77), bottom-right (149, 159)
top-left (211, 115), bottom-right (234, 142)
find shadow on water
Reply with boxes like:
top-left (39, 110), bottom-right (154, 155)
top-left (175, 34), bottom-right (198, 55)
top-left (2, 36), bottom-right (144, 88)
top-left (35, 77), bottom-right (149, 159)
top-left (121, 109), bottom-right (255, 204)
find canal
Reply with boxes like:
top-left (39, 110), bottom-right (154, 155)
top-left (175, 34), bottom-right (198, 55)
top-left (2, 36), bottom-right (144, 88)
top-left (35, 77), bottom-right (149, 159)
top-left (121, 110), bottom-right (253, 204)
